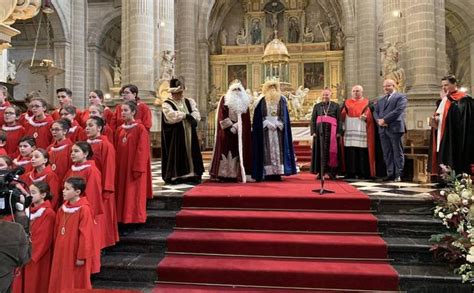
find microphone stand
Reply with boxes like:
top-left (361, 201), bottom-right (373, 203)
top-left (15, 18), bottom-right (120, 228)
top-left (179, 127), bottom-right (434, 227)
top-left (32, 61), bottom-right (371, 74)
top-left (313, 116), bottom-right (335, 195)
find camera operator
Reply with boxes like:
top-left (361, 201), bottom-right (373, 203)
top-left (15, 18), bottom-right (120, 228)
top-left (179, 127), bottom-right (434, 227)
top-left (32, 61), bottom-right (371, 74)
top-left (0, 211), bottom-right (31, 293)
top-left (0, 166), bottom-right (32, 293)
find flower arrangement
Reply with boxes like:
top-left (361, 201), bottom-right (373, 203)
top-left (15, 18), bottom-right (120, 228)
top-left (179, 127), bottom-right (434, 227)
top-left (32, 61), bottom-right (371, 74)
top-left (430, 165), bottom-right (474, 283)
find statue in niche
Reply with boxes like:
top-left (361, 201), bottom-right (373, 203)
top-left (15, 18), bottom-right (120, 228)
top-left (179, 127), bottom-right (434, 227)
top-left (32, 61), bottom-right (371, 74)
top-left (110, 59), bottom-right (121, 86)
top-left (288, 17), bottom-right (300, 43)
top-left (250, 19), bottom-right (262, 45)
top-left (264, 5), bottom-right (285, 33)
top-left (220, 29), bottom-right (228, 46)
top-left (7, 59), bottom-right (17, 81)
top-left (334, 28), bottom-right (344, 50)
top-left (160, 50), bottom-right (175, 80)
top-left (380, 41), bottom-right (406, 92)
top-left (303, 26), bottom-right (314, 43)
top-left (236, 27), bottom-right (247, 46)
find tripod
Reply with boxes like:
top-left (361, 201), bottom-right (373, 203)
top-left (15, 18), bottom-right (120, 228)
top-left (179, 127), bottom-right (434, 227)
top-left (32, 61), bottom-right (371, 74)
top-left (312, 120), bottom-right (335, 195)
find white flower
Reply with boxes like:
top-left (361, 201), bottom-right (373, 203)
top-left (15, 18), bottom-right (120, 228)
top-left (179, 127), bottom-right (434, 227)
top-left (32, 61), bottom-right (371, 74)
top-left (446, 213), bottom-right (453, 219)
top-left (462, 199), bottom-right (469, 206)
top-left (448, 193), bottom-right (462, 206)
top-left (467, 247), bottom-right (474, 263)
top-left (439, 212), bottom-right (445, 218)
top-left (461, 190), bottom-right (472, 199)
top-left (440, 190), bottom-right (446, 196)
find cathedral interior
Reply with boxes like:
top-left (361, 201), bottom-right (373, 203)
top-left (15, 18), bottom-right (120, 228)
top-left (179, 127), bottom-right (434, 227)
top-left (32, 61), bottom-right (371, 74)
top-left (2, 1), bottom-right (474, 292)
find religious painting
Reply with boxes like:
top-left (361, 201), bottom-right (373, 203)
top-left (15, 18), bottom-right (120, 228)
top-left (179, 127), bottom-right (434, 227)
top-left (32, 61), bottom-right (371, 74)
top-left (227, 65), bottom-right (247, 88)
top-left (304, 62), bottom-right (325, 89)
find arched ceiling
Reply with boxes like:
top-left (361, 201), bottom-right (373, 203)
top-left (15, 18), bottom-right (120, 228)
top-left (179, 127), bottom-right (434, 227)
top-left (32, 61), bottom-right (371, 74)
top-left (11, 11), bottom-right (63, 46)
top-left (98, 15), bottom-right (121, 59)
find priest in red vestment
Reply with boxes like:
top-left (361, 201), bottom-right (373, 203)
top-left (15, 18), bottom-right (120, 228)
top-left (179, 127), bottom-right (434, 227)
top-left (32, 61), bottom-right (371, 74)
top-left (340, 85), bottom-right (376, 179)
top-left (49, 177), bottom-right (95, 293)
top-left (210, 80), bottom-right (252, 182)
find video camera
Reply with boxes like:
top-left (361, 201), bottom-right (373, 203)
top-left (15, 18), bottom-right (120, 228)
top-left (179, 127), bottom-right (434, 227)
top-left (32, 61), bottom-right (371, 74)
top-left (0, 167), bottom-right (31, 216)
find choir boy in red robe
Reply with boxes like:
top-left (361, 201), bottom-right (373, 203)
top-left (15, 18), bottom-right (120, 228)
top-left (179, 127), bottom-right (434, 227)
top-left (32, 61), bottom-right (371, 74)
top-left (89, 104), bottom-right (114, 143)
top-left (24, 97), bottom-right (53, 149)
top-left (0, 130), bottom-right (7, 155)
top-left (115, 101), bottom-right (151, 232)
top-left (80, 90), bottom-right (114, 127)
top-left (24, 149), bottom-right (61, 209)
top-left (0, 85), bottom-right (11, 126)
top-left (47, 119), bottom-right (73, 182)
top-left (18, 91), bottom-right (38, 127)
top-left (13, 181), bottom-right (55, 293)
top-left (51, 88), bottom-right (82, 122)
top-left (111, 84), bottom-right (152, 130)
top-left (86, 116), bottom-right (119, 247)
top-left (48, 177), bottom-right (95, 293)
top-left (2, 106), bottom-right (25, 158)
top-left (0, 154), bottom-right (12, 171)
top-left (65, 141), bottom-right (103, 271)
top-left (13, 136), bottom-right (36, 176)
top-left (60, 105), bottom-right (87, 143)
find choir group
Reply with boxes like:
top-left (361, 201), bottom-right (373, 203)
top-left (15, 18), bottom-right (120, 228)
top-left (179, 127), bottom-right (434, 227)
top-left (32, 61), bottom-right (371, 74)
top-left (0, 84), bottom-right (152, 293)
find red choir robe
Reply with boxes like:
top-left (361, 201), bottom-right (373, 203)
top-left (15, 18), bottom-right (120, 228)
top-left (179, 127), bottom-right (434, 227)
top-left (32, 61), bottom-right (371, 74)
top-left (115, 122), bottom-right (151, 223)
top-left (0, 148), bottom-right (6, 156)
top-left (48, 198), bottom-right (95, 293)
top-left (80, 107), bottom-right (114, 127)
top-left (13, 155), bottom-right (33, 179)
top-left (24, 115), bottom-right (54, 149)
top-left (2, 124), bottom-right (25, 158)
top-left (0, 101), bottom-right (11, 126)
top-left (111, 102), bottom-right (152, 131)
top-left (13, 201), bottom-right (55, 293)
top-left (88, 135), bottom-right (119, 247)
top-left (67, 120), bottom-right (87, 143)
top-left (51, 107), bottom-right (83, 124)
top-left (25, 166), bottom-right (61, 209)
top-left (18, 110), bottom-right (33, 127)
top-left (64, 160), bottom-right (103, 272)
top-left (340, 97), bottom-right (376, 177)
top-left (47, 138), bottom-right (73, 182)
top-left (103, 125), bottom-right (114, 145)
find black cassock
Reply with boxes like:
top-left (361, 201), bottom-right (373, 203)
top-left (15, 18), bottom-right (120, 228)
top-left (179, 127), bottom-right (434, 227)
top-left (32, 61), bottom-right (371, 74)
top-left (310, 101), bottom-right (342, 175)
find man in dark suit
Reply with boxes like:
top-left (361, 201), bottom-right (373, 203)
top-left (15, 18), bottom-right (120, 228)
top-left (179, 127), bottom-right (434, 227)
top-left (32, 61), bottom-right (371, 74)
top-left (374, 79), bottom-right (408, 182)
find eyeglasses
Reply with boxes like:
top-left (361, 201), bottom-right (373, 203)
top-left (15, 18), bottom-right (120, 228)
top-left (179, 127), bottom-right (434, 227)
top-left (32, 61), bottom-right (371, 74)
top-left (30, 104), bottom-right (43, 109)
top-left (4, 112), bottom-right (16, 116)
top-left (50, 128), bottom-right (63, 132)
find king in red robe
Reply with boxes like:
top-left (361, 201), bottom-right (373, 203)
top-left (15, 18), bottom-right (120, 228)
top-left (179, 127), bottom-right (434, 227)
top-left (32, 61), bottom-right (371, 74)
top-left (210, 80), bottom-right (252, 182)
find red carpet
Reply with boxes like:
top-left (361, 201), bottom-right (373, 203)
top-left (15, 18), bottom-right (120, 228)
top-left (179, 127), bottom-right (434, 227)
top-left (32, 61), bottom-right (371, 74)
top-left (156, 173), bottom-right (399, 292)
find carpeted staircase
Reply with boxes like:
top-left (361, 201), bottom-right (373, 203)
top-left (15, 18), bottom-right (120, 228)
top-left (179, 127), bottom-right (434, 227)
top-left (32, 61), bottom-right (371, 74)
top-left (293, 141), bottom-right (312, 170)
top-left (154, 174), bottom-right (399, 292)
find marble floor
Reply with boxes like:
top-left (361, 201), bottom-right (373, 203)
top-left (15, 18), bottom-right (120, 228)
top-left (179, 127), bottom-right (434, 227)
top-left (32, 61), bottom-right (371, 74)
top-left (151, 160), bottom-right (437, 198)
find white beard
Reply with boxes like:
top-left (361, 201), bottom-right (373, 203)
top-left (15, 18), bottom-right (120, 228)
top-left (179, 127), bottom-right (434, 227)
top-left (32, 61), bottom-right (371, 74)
top-left (224, 86), bottom-right (251, 115)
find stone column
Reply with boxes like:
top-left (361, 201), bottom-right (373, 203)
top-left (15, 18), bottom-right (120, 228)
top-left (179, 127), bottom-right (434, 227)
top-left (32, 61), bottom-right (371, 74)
top-left (70, 0), bottom-right (87, 108)
top-left (356, 0), bottom-right (379, 98)
top-left (87, 44), bottom-right (100, 92)
top-left (404, 0), bottom-right (439, 94)
top-left (174, 0), bottom-right (198, 99)
top-left (121, 0), bottom-right (155, 97)
top-left (154, 0), bottom-right (174, 83)
top-left (0, 49), bottom-right (7, 82)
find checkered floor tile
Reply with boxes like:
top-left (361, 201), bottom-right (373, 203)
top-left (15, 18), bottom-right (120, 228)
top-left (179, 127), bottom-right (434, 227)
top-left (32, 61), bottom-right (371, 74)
top-left (151, 159), bottom-right (437, 198)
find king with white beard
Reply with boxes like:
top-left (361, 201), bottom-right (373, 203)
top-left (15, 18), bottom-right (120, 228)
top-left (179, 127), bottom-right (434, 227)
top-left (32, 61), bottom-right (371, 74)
top-left (210, 80), bottom-right (253, 182)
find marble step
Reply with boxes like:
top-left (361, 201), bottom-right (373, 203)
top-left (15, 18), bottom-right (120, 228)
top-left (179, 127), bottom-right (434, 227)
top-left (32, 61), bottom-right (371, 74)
top-left (95, 252), bottom-right (470, 293)
top-left (108, 227), bottom-right (440, 266)
top-left (148, 192), bottom-right (435, 215)
top-left (143, 209), bottom-right (441, 238)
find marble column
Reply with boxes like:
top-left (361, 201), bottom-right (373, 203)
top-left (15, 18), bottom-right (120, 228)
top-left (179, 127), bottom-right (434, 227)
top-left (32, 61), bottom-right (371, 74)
top-left (0, 49), bottom-right (7, 82)
top-left (356, 0), bottom-right (379, 98)
top-left (87, 44), bottom-right (100, 92)
top-left (154, 0), bottom-right (174, 84)
top-left (71, 0), bottom-right (87, 108)
top-left (121, 0), bottom-right (155, 97)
